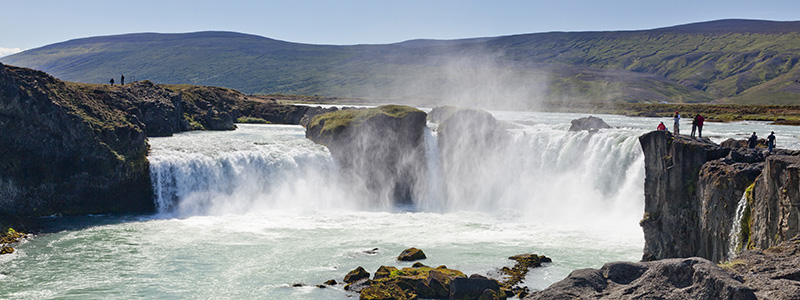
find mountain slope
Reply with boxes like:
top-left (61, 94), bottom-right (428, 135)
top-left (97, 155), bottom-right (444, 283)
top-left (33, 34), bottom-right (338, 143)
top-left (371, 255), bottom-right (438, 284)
top-left (3, 19), bottom-right (800, 106)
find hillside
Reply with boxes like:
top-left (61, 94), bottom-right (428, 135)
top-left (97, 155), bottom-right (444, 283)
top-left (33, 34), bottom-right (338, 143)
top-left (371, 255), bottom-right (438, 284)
top-left (3, 19), bottom-right (800, 107)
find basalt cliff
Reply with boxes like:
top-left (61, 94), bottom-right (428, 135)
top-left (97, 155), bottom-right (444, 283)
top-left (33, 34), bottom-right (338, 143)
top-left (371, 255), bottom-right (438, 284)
top-left (639, 131), bottom-right (800, 263)
top-left (0, 64), bottom-right (320, 217)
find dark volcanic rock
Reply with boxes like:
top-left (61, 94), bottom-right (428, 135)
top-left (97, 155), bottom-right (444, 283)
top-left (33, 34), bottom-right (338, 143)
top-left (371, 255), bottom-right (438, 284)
top-left (696, 157), bottom-right (762, 262)
top-left (640, 128), bottom-right (800, 263)
top-left (0, 63), bottom-right (153, 216)
top-left (526, 258), bottom-right (756, 300)
top-left (750, 155), bottom-right (800, 249)
top-left (397, 247), bottom-right (426, 261)
top-left (450, 276), bottom-right (502, 300)
top-left (639, 131), bottom-right (730, 261)
top-left (726, 236), bottom-right (800, 300)
top-left (344, 266), bottom-right (371, 283)
top-left (568, 116), bottom-right (611, 131)
top-left (203, 108), bottom-right (236, 130)
top-left (305, 105), bottom-right (428, 205)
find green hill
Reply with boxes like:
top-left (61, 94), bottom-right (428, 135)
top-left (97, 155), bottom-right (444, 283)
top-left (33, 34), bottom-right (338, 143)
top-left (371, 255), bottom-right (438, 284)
top-left (3, 19), bottom-right (800, 107)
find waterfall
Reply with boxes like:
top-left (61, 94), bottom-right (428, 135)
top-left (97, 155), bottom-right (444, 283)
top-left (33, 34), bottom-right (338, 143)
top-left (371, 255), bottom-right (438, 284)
top-left (423, 123), bottom-right (644, 227)
top-left (728, 191), bottom-right (750, 259)
top-left (416, 125), bottom-right (447, 212)
top-left (148, 125), bottom-right (352, 216)
top-left (148, 123), bottom-right (645, 229)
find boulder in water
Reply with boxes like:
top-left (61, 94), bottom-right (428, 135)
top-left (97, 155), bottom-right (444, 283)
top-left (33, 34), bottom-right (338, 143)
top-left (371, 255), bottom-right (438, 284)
top-left (344, 266), bottom-right (371, 283)
top-left (568, 116), bottom-right (611, 131)
top-left (397, 247), bottom-right (426, 261)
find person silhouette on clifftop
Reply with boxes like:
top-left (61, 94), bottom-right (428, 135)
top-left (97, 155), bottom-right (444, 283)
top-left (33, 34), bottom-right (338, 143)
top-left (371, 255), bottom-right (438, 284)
top-left (121, 74), bottom-right (125, 85)
top-left (696, 114), bottom-right (704, 138)
top-left (673, 112), bottom-right (680, 135)
top-left (109, 78), bottom-right (114, 86)
top-left (748, 132), bottom-right (758, 149)
top-left (767, 131), bottom-right (776, 153)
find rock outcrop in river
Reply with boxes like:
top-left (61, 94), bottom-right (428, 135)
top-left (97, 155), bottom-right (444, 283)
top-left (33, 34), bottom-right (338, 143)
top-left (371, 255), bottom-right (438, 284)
top-left (305, 105), bottom-right (428, 205)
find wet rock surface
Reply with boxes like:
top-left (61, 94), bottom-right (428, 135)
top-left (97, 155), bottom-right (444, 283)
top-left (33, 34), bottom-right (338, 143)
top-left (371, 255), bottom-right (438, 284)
top-left (568, 116), bottom-right (611, 132)
top-left (397, 247), bottom-right (427, 262)
top-left (305, 105), bottom-right (428, 205)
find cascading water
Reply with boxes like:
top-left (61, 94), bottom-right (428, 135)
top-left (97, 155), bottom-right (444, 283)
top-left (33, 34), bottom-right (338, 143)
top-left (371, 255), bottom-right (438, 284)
top-left (149, 121), bottom-right (645, 227)
top-left (149, 125), bottom-right (352, 216)
top-left (728, 189), bottom-right (750, 259)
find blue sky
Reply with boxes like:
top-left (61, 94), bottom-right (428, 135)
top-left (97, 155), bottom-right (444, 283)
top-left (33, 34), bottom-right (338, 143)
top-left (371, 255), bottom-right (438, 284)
top-left (1, 0), bottom-right (799, 56)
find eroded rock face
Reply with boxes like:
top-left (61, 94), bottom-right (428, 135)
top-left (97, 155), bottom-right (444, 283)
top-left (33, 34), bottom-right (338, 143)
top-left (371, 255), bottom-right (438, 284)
top-left (640, 129), bottom-right (800, 262)
top-left (526, 258), bottom-right (756, 300)
top-left (71, 80), bottom-right (184, 137)
top-left (0, 64), bottom-right (153, 216)
top-left (696, 156), bottom-right (762, 262)
top-left (305, 105), bottom-right (428, 205)
top-left (639, 131), bottom-right (730, 261)
top-left (750, 155), bottom-right (800, 249)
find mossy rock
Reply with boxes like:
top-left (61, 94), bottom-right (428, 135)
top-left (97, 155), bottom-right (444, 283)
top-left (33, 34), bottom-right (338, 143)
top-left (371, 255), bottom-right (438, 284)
top-left (359, 286), bottom-right (393, 300)
top-left (306, 105), bottom-right (425, 146)
top-left (397, 247), bottom-right (426, 261)
top-left (345, 266), bottom-right (371, 283)
top-left (411, 262), bottom-right (428, 268)
top-left (374, 266), bottom-right (399, 280)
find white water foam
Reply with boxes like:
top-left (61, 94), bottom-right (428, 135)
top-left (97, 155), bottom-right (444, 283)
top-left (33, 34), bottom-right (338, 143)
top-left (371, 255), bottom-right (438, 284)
top-left (149, 121), bottom-right (645, 236)
top-left (728, 191), bottom-right (749, 259)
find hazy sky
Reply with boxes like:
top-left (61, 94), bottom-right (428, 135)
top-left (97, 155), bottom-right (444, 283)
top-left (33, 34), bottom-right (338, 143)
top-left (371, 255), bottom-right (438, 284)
top-left (2, 0), bottom-right (799, 56)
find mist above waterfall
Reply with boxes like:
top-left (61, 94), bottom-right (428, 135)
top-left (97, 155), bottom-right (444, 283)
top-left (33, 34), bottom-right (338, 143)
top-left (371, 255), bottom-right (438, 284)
top-left (347, 47), bottom-right (552, 111)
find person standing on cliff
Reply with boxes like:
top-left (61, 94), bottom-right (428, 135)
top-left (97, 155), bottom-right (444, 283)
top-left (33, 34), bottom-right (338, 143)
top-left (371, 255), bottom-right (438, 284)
top-left (109, 78), bottom-right (114, 86)
top-left (748, 132), bottom-right (758, 149)
top-left (767, 131), bottom-right (776, 153)
top-left (697, 114), bottom-right (704, 138)
top-left (673, 112), bottom-right (681, 135)
top-left (690, 115), bottom-right (698, 138)
top-left (121, 74), bottom-right (125, 85)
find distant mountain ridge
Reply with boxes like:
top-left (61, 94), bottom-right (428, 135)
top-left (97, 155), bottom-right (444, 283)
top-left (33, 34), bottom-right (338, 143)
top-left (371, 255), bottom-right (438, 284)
top-left (4, 19), bottom-right (800, 107)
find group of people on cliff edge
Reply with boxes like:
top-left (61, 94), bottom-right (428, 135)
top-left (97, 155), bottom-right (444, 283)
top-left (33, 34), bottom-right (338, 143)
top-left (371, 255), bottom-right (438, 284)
top-left (749, 131), bottom-right (777, 153)
top-left (657, 113), bottom-right (778, 153)
top-left (109, 74), bottom-right (124, 86)
top-left (657, 111), bottom-right (703, 139)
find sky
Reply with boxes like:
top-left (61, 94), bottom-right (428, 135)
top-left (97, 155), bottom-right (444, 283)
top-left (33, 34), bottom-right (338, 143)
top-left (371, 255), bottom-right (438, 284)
top-left (2, 0), bottom-right (800, 56)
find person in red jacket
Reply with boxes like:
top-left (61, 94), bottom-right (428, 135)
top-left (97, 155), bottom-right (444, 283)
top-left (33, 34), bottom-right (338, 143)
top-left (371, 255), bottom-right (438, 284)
top-left (657, 122), bottom-right (667, 131)
top-left (696, 114), bottom-right (704, 138)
